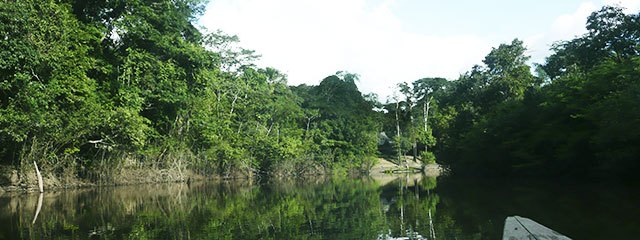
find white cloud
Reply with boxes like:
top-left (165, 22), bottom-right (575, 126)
top-left (200, 0), bottom-right (491, 99)
top-left (200, 0), bottom-right (640, 99)
top-left (525, 0), bottom-right (640, 65)
top-left (524, 2), bottom-right (598, 65)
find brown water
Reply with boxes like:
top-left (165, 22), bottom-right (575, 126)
top-left (0, 176), bottom-right (638, 239)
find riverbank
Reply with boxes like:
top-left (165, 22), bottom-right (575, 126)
top-left (0, 164), bottom-right (212, 194)
top-left (0, 156), bottom-right (443, 194)
top-left (0, 161), bottom-right (347, 194)
top-left (369, 157), bottom-right (443, 178)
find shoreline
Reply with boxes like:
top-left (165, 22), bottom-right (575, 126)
top-left (369, 157), bottom-right (443, 178)
top-left (0, 166), bottom-right (222, 194)
top-left (1, 157), bottom-right (444, 195)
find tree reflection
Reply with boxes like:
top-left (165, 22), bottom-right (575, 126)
top-left (0, 176), bottom-right (493, 240)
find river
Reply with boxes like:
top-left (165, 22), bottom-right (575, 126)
top-left (0, 175), bottom-right (638, 239)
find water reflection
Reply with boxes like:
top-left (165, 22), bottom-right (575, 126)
top-left (0, 176), bottom-right (443, 239)
top-left (375, 174), bottom-right (438, 240)
top-left (1, 176), bottom-right (639, 239)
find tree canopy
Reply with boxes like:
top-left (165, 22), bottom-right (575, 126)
top-left (381, 6), bottom-right (640, 179)
top-left (1, 1), bottom-right (638, 180)
top-left (0, 0), bottom-right (381, 180)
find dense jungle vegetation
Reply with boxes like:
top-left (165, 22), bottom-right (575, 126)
top-left (416, 6), bottom-right (640, 178)
top-left (0, 0), bottom-right (380, 181)
top-left (0, 0), bottom-right (638, 181)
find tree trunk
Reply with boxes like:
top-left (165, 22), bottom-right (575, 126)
top-left (267, 122), bottom-right (274, 136)
top-left (409, 102), bottom-right (416, 163)
top-left (395, 101), bottom-right (401, 164)
top-left (423, 97), bottom-right (431, 153)
top-left (33, 161), bottom-right (43, 193)
top-left (305, 116), bottom-right (313, 139)
top-left (230, 93), bottom-right (239, 114)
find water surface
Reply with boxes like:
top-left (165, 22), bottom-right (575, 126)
top-left (0, 175), bottom-right (638, 239)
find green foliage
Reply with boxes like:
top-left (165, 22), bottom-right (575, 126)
top-left (4, 0), bottom-right (635, 180)
top-left (295, 72), bottom-right (381, 171)
top-left (0, 0), bottom-right (381, 178)
top-left (421, 151), bottom-right (436, 164)
top-left (389, 6), bottom-right (640, 178)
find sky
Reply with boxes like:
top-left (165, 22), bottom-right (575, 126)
top-left (199, 0), bottom-right (640, 99)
